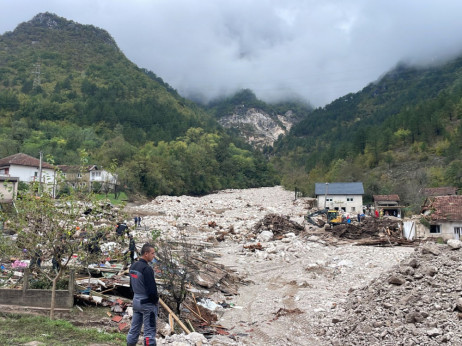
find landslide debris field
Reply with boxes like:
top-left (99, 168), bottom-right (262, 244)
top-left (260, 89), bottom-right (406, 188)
top-left (3, 186), bottom-right (461, 345)
top-left (125, 186), bottom-right (462, 345)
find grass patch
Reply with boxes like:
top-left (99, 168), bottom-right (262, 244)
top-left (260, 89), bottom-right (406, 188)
top-left (94, 192), bottom-right (128, 206)
top-left (0, 313), bottom-right (126, 345)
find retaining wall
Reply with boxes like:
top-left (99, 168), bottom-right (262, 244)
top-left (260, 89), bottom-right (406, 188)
top-left (0, 269), bottom-right (74, 309)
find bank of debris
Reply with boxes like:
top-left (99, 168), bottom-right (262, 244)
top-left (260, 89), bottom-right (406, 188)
top-left (251, 213), bottom-right (305, 237)
top-left (328, 217), bottom-right (414, 246)
top-left (320, 240), bottom-right (462, 345)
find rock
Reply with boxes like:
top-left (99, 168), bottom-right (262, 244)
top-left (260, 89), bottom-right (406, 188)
top-left (158, 320), bottom-right (172, 337)
top-left (426, 328), bottom-right (442, 337)
top-left (186, 332), bottom-right (208, 344)
top-left (424, 266), bottom-right (438, 277)
top-left (421, 244), bottom-right (441, 256)
top-left (406, 311), bottom-right (425, 323)
top-left (407, 258), bottom-right (419, 268)
top-left (388, 274), bottom-right (406, 285)
top-left (447, 239), bottom-right (462, 250)
top-left (400, 266), bottom-right (415, 276)
top-left (307, 235), bottom-right (320, 242)
top-left (455, 298), bottom-right (462, 312)
top-left (257, 230), bottom-right (273, 242)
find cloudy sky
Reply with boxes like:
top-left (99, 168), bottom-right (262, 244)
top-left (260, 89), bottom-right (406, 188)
top-left (2, 0), bottom-right (462, 107)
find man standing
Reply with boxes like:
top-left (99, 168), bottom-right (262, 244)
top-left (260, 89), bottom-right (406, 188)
top-left (127, 243), bottom-right (158, 346)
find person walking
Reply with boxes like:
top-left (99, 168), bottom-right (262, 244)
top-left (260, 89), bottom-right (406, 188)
top-left (126, 234), bottom-right (137, 265)
top-left (126, 243), bottom-right (159, 346)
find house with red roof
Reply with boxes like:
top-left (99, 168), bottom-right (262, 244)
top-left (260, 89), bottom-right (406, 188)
top-left (419, 195), bottom-right (462, 240)
top-left (0, 153), bottom-right (56, 194)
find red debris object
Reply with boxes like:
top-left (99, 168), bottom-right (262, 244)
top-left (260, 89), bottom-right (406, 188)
top-left (112, 315), bottom-right (123, 323)
top-left (216, 328), bottom-right (230, 335)
top-left (118, 322), bottom-right (128, 331)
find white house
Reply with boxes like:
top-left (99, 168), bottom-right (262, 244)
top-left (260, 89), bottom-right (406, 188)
top-left (0, 153), bottom-right (56, 191)
top-left (315, 182), bottom-right (364, 214)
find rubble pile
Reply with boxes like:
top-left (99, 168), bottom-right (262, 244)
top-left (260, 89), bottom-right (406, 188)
top-left (251, 213), bottom-right (305, 237)
top-left (320, 242), bottom-right (462, 345)
top-left (329, 217), bottom-right (413, 246)
top-left (125, 186), bottom-right (310, 242)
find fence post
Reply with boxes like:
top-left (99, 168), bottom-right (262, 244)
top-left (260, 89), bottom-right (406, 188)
top-left (22, 268), bottom-right (29, 293)
top-left (68, 270), bottom-right (75, 307)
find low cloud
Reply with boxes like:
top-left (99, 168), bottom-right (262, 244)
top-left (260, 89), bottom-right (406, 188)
top-left (2, 0), bottom-right (462, 106)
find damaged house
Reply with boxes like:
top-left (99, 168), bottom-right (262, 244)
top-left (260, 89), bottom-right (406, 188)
top-left (315, 182), bottom-right (364, 213)
top-left (373, 194), bottom-right (402, 217)
top-left (419, 195), bottom-right (462, 240)
top-left (58, 164), bottom-right (117, 192)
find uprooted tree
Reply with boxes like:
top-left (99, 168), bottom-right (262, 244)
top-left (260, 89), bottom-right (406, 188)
top-left (154, 233), bottom-right (197, 315)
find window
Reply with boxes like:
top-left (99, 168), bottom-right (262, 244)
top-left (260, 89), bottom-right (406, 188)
top-left (430, 225), bottom-right (441, 234)
top-left (454, 227), bottom-right (461, 237)
top-left (347, 197), bottom-right (353, 202)
top-left (91, 171), bottom-right (102, 179)
top-left (326, 198), bottom-right (333, 202)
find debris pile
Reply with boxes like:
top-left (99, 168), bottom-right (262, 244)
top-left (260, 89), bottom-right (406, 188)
top-left (328, 217), bottom-right (412, 246)
top-left (251, 214), bottom-right (305, 237)
top-left (320, 241), bottom-right (462, 345)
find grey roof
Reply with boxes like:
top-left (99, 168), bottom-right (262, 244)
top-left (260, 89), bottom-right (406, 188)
top-left (315, 182), bottom-right (364, 195)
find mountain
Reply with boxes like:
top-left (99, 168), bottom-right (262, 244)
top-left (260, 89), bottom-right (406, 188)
top-left (273, 57), bottom-right (462, 211)
top-left (0, 13), bottom-right (278, 197)
top-left (207, 89), bottom-right (312, 150)
top-left (0, 12), bottom-right (209, 144)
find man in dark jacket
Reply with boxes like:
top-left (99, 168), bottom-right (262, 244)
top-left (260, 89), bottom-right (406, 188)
top-left (126, 243), bottom-right (158, 346)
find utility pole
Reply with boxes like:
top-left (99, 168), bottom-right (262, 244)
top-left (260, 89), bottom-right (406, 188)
top-left (324, 182), bottom-right (329, 209)
top-left (38, 151), bottom-right (43, 196)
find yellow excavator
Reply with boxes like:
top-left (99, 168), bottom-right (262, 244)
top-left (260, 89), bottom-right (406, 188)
top-left (305, 209), bottom-right (344, 227)
top-left (326, 210), bottom-right (344, 225)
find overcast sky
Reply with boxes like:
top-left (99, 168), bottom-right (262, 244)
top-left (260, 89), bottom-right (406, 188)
top-left (2, 0), bottom-right (462, 107)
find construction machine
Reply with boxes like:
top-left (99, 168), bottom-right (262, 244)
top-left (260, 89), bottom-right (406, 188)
top-left (305, 209), bottom-right (346, 227)
top-left (326, 210), bottom-right (343, 225)
top-left (305, 208), bottom-right (328, 226)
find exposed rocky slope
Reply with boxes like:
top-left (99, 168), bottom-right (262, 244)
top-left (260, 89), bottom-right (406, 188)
top-left (217, 107), bottom-right (299, 148)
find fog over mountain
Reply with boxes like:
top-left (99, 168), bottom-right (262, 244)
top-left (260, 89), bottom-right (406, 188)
top-left (2, 0), bottom-right (462, 106)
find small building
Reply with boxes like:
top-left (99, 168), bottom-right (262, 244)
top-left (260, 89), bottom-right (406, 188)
top-left (315, 182), bottom-right (364, 213)
top-left (0, 153), bottom-right (56, 194)
top-left (373, 194), bottom-right (402, 217)
top-left (58, 164), bottom-right (117, 192)
top-left (418, 195), bottom-right (462, 240)
top-left (0, 176), bottom-right (19, 202)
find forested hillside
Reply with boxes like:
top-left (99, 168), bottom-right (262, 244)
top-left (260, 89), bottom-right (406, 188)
top-left (0, 13), bottom-right (278, 197)
top-left (273, 58), bottom-right (462, 211)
